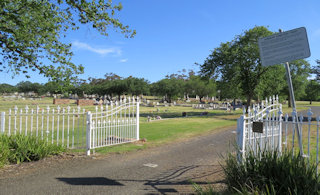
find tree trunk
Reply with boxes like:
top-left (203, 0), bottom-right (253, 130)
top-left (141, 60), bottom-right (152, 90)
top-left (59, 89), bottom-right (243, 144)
top-left (288, 97), bottom-right (291, 108)
top-left (310, 100), bottom-right (312, 105)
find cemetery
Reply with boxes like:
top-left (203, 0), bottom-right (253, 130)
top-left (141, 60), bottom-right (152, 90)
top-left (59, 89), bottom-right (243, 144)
top-left (1, 1), bottom-right (320, 193)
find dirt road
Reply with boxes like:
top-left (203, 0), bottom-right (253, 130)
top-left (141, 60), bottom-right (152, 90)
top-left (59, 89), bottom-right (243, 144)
top-left (0, 127), bottom-right (236, 195)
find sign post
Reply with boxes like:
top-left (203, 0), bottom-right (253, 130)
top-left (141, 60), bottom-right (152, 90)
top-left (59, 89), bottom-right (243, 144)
top-left (258, 27), bottom-right (311, 156)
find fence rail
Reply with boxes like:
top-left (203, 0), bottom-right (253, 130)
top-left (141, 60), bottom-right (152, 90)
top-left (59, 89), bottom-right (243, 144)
top-left (0, 105), bottom-right (87, 149)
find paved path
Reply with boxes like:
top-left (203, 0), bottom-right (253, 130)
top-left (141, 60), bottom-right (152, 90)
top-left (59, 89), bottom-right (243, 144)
top-left (0, 127), bottom-right (236, 195)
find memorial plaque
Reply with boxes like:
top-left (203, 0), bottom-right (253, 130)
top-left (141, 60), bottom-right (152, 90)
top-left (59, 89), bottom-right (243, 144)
top-left (252, 122), bottom-right (263, 133)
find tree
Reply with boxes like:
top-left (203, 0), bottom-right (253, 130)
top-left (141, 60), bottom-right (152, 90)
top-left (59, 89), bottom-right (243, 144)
top-left (199, 26), bottom-right (274, 110)
top-left (108, 79), bottom-right (128, 100)
top-left (255, 64), bottom-right (286, 101)
top-left (305, 80), bottom-right (320, 104)
top-left (0, 83), bottom-right (17, 94)
top-left (185, 75), bottom-right (216, 102)
top-left (0, 0), bottom-right (135, 84)
top-left (314, 60), bottom-right (320, 81)
top-left (125, 77), bottom-right (150, 96)
top-left (43, 81), bottom-right (60, 94)
top-left (152, 78), bottom-right (184, 103)
top-left (280, 60), bottom-right (311, 107)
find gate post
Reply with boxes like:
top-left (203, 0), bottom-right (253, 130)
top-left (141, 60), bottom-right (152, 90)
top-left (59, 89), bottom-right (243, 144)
top-left (237, 115), bottom-right (245, 163)
top-left (136, 100), bottom-right (140, 141)
top-left (1, 112), bottom-right (5, 134)
top-left (86, 111), bottom-right (92, 156)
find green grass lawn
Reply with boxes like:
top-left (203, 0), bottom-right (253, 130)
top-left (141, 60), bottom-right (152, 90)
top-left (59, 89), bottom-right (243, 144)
top-left (95, 117), bottom-right (236, 154)
top-left (281, 101), bottom-right (320, 113)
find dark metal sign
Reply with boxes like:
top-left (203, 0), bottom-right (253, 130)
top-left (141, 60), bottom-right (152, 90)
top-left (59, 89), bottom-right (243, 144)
top-left (252, 122), bottom-right (263, 133)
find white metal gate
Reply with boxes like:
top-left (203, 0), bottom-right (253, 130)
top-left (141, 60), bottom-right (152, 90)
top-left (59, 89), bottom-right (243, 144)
top-left (237, 96), bottom-right (282, 161)
top-left (86, 97), bottom-right (140, 155)
top-left (237, 95), bottom-right (320, 172)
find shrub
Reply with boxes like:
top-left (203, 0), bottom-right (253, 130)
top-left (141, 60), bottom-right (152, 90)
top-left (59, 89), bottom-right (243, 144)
top-left (223, 149), bottom-right (320, 194)
top-left (0, 134), bottom-right (65, 167)
top-left (0, 135), bottom-right (10, 167)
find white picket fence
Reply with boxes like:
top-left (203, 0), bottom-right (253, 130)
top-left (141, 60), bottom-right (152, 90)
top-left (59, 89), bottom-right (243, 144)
top-left (0, 105), bottom-right (87, 148)
top-left (0, 98), bottom-right (140, 155)
top-left (237, 95), bottom-right (320, 171)
top-left (86, 98), bottom-right (140, 155)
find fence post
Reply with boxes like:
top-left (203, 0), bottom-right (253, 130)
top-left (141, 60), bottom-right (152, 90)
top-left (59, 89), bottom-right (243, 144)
top-left (278, 105), bottom-right (283, 154)
top-left (86, 111), bottom-right (92, 156)
top-left (136, 100), bottom-right (140, 141)
top-left (237, 115), bottom-right (245, 163)
top-left (1, 112), bottom-right (5, 134)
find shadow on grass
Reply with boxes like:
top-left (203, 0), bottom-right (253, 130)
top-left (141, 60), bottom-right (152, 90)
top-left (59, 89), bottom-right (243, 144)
top-left (140, 111), bottom-right (239, 119)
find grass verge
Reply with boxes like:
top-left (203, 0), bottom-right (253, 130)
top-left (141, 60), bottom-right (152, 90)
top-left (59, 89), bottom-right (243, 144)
top-left (95, 117), bottom-right (236, 154)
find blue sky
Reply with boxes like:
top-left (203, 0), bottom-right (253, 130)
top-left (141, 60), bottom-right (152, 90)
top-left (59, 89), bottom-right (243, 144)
top-left (1, 0), bottom-right (320, 85)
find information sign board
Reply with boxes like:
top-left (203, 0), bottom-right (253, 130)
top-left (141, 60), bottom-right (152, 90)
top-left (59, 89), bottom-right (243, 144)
top-left (258, 27), bottom-right (310, 67)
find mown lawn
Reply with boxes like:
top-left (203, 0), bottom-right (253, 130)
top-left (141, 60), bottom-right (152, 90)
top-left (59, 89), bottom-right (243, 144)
top-left (95, 117), bottom-right (236, 154)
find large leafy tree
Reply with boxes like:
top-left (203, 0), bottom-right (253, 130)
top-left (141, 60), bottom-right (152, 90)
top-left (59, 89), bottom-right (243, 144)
top-left (0, 83), bottom-right (17, 94)
top-left (199, 26), bottom-right (312, 110)
top-left (199, 26), bottom-right (273, 110)
top-left (280, 59), bottom-right (311, 106)
top-left (125, 77), bottom-right (150, 96)
top-left (305, 80), bottom-right (320, 104)
top-left (254, 64), bottom-right (286, 101)
top-left (151, 78), bottom-right (184, 103)
top-left (0, 0), bottom-right (135, 83)
top-left (185, 75), bottom-right (216, 102)
top-left (16, 81), bottom-right (44, 94)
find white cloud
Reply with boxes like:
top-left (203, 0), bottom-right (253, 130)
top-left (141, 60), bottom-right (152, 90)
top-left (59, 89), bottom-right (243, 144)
top-left (72, 40), bottom-right (121, 55)
top-left (120, 59), bottom-right (128, 63)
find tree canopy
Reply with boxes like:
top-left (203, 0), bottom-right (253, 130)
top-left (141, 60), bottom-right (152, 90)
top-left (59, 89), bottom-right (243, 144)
top-left (305, 80), bottom-right (320, 104)
top-left (314, 60), bottom-right (320, 81)
top-left (185, 75), bottom-right (216, 102)
top-left (0, 0), bottom-right (135, 84)
top-left (199, 26), bottom-right (273, 109)
top-left (199, 26), bottom-right (311, 109)
top-left (151, 78), bottom-right (184, 103)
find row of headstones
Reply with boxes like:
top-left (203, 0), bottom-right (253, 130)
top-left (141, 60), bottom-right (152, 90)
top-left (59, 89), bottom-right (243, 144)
top-left (183, 95), bottom-right (216, 101)
top-left (2, 92), bottom-right (38, 96)
top-left (192, 101), bottom-right (243, 110)
top-left (2, 94), bottom-right (42, 101)
top-left (53, 94), bottom-right (130, 101)
top-left (142, 99), bottom-right (177, 105)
